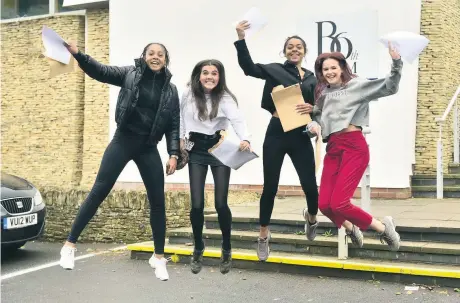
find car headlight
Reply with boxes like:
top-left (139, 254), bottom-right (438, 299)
top-left (34, 190), bottom-right (43, 206)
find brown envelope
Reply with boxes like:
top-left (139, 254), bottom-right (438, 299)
top-left (271, 84), bottom-right (312, 132)
top-left (46, 56), bottom-right (75, 78)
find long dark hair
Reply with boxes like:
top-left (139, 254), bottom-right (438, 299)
top-left (189, 59), bottom-right (237, 121)
top-left (314, 52), bottom-right (356, 104)
top-left (140, 42), bottom-right (170, 68)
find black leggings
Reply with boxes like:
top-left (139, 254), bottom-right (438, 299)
top-left (189, 163), bottom-right (232, 251)
top-left (260, 117), bottom-right (318, 226)
top-left (67, 130), bottom-right (166, 255)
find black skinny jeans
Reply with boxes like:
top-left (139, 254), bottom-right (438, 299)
top-left (189, 163), bottom-right (232, 251)
top-left (260, 117), bottom-right (318, 226)
top-left (67, 130), bottom-right (166, 254)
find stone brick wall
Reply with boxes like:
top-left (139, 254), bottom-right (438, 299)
top-left (42, 187), bottom-right (258, 243)
top-left (117, 182), bottom-right (411, 199)
top-left (42, 188), bottom-right (192, 243)
top-left (1, 16), bottom-right (86, 188)
top-left (415, 0), bottom-right (460, 174)
top-left (80, 9), bottom-right (111, 188)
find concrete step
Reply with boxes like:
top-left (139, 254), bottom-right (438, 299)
top-left (411, 174), bottom-right (460, 186)
top-left (449, 163), bottom-right (460, 174)
top-left (166, 228), bottom-right (460, 266)
top-left (204, 214), bottom-right (460, 244)
top-left (412, 185), bottom-right (460, 198)
top-left (128, 242), bottom-right (460, 287)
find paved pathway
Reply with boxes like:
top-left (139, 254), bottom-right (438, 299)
top-left (225, 197), bottom-right (460, 229)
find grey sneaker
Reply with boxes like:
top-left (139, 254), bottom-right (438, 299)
top-left (346, 225), bottom-right (364, 248)
top-left (302, 208), bottom-right (318, 241)
top-left (257, 232), bottom-right (271, 261)
top-left (380, 216), bottom-right (401, 251)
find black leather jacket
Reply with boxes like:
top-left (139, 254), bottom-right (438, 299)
top-left (73, 51), bottom-right (180, 156)
top-left (234, 39), bottom-right (317, 116)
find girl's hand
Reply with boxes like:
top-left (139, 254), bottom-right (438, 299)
top-left (388, 42), bottom-right (401, 60)
top-left (239, 140), bottom-right (251, 151)
top-left (236, 21), bottom-right (250, 40)
top-left (307, 121), bottom-right (320, 135)
top-left (296, 103), bottom-right (313, 115)
top-left (63, 41), bottom-right (78, 55)
top-left (166, 157), bottom-right (177, 175)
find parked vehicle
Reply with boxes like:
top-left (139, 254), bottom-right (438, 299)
top-left (1, 173), bottom-right (46, 251)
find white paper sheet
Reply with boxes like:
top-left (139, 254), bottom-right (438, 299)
top-left (233, 7), bottom-right (268, 39)
top-left (42, 25), bottom-right (71, 65)
top-left (209, 138), bottom-right (258, 170)
top-left (379, 31), bottom-right (429, 63)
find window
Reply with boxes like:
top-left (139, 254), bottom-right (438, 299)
top-left (19, 0), bottom-right (49, 16)
top-left (57, 0), bottom-right (78, 13)
top-left (1, 0), bottom-right (20, 19)
top-left (1, 0), bottom-right (79, 20)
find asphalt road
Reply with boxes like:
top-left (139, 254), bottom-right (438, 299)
top-left (1, 242), bottom-right (459, 303)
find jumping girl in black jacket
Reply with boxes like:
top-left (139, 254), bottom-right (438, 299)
top-left (59, 41), bottom-right (179, 282)
top-left (234, 21), bottom-right (319, 262)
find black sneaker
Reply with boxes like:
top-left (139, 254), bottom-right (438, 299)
top-left (220, 249), bottom-right (232, 274)
top-left (190, 245), bottom-right (205, 274)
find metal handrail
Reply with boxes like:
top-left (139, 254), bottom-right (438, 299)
top-left (437, 86), bottom-right (460, 123)
top-left (435, 85), bottom-right (460, 199)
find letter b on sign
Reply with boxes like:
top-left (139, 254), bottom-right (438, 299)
top-left (316, 21), bottom-right (353, 59)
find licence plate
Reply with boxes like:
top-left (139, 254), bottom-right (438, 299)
top-left (3, 214), bottom-right (38, 229)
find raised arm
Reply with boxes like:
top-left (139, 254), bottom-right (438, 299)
top-left (358, 59), bottom-right (403, 101)
top-left (359, 42), bottom-right (403, 101)
top-left (221, 94), bottom-right (252, 142)
top-left (65, 41), bottom-right (130, 87)
top-left (234, 21), bottom-right (267, 79)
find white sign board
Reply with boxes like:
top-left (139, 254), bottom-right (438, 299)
top-left (298, 10), bottom-right (379, 78)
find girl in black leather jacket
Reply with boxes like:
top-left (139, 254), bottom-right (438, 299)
top-left (59, 41), bottom-right (179, 281)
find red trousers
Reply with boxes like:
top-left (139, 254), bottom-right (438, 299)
top-left (319, 131), bottom-right (373, 230)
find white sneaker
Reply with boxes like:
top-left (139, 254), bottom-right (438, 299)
top-left (59, 245), bottom-right (76, 270)
top-left (149, 254), bottom-right (169, 281)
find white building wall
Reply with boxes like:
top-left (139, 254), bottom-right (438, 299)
top-left (109, 0), bottom-right (422, 188)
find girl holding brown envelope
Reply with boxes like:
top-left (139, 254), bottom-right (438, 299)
top-left (234, 21), bottom-right (320, 262)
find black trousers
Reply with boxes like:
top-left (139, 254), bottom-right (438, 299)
top-left (259, 117), bottom-right (318, 226)
top-left (188, 135), bottom-right (232, 251)
top-left (67, 129), bottom-right (166, 254)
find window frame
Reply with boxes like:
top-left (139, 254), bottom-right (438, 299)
top-left (0, 0), bottom-right (97, 22)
